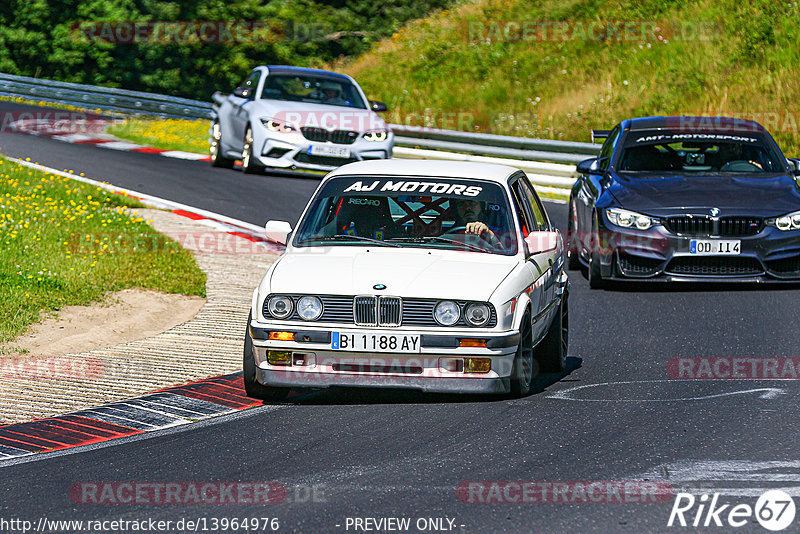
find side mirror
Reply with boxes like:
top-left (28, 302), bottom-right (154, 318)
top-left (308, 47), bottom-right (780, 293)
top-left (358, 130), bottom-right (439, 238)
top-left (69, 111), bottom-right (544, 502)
top-left (369, 100), bottom-right (388, 112)
top-left (524, 230), bottom-right (561, 255)
top-left (787, 158), bottom-right (800, 176)
top-left (576, 157), bottom-right (605, 175)
top-left (265, 220), bottom-right (292, 245)
top-left (233, 87), bottom-right (253, 99)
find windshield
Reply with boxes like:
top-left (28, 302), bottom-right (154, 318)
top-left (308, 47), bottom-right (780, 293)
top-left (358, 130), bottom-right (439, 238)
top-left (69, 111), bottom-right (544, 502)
top-left (259, 74), bottom-right (367, 109)
top-left (618, 131), bottom-right (786, 173)
top-left (294, 177), bottom-right (518, 255)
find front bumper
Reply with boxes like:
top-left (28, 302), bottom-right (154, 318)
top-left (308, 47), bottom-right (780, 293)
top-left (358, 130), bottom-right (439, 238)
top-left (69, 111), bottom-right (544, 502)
top-left (249, 322), bottom-right (519, 394)
top-left (590, 221), bottom-right (800, 282)
top-left (252, 126), bottom-right (393, 172)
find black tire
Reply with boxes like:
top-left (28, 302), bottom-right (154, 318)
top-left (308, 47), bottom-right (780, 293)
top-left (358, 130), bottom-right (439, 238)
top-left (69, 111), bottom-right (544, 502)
top-left (241, 126), bottom-right (263, 174)
top-left (243, 314), bottom-right (290, 401)
top-left (588, 215), bottom-right (606, 289)
top-left (567, 201), bottom-right (582, 271)
top-left (510, 310), bottom-right (535, 398)
top-left (534, 295), bottom-right (568, 372)
top-left (209, 121), bottom-right (235, 168)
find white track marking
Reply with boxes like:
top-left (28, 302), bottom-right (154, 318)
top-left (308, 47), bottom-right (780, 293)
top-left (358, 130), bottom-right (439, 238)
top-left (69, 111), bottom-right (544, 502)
top-left (547, 379), bottom-right (787, 402)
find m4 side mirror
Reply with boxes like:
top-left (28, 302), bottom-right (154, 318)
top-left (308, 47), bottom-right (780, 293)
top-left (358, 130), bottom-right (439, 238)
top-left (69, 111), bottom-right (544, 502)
top-left (233, 87), bottom-right (253, 99)
top-left (787, 158), bottom-right (800, 176)
top-left (576, 157), bottom-right (606, 175)
top-left (265, 220), bottom-right (292, 245)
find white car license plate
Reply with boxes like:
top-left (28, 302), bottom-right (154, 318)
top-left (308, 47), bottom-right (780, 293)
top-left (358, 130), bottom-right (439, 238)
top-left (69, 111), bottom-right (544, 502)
top-left (308, 144), bottom-right (350, 158)
top-left (331, 332), bottom-right (421, 353)
top-left (690, 239), bottom-right (741, 255)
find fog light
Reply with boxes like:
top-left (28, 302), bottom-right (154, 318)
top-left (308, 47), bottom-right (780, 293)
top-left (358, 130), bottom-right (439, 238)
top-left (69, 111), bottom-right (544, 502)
top-left (464, 358), bottom-right (491, 373)
top-left (459, 338), bottom-right (487, 348)
top-left (439, 358), bottom-right (464, 372)
top-left (267, 350), bottom-right (292, 366)
top-left (268, 331), bottom-right (295, 341)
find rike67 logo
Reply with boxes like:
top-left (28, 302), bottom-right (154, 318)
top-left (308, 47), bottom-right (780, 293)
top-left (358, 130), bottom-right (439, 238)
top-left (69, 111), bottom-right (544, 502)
top-left (668, 490), bottom-right (796, 531)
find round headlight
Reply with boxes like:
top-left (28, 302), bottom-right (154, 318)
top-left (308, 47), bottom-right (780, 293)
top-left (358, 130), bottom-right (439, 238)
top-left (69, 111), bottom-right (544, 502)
top-left (297, 296), bottom-right (323, 321)
top-left (434, 301), bottom-right (460, 326)
top-left (777, 216), bottom-right (792, 230)
top-left (635, 216), bottom-right (652, 230)
top-left (268, 296), bottom-right (293, 319)
top-left (464, 303), bottom-right (490, 327)
top-left (792, 214), bottom-right (800, 228)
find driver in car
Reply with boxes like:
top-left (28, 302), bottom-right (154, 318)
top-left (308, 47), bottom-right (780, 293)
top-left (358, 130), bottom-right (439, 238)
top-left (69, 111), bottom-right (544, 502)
top-left (451, 198), bottom-right (500, 244)
top-left (320, 82), bottom-right (348, 106)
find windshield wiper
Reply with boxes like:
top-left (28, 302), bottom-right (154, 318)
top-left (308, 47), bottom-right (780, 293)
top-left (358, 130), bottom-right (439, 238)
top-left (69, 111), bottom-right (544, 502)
top-left (297, 234), bottom-right (400, 247)
top-left (388, 236), bottom-right (493, 253)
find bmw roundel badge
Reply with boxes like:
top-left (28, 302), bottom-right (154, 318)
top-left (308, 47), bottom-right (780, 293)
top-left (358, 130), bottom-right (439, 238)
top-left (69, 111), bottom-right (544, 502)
top-left (373, 283), bottom-right (387, 290)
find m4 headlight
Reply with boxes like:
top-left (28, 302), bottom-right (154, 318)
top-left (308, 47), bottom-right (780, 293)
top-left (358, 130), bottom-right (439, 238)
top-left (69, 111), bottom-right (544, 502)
top-left (606, 208), bottom-right (658, 230)
top-left (261, 118), bottom-right (297, 133)
top-left (363, 129), bottom-right (389, 142)
top-left (767, 210), bottom-right (800, 231)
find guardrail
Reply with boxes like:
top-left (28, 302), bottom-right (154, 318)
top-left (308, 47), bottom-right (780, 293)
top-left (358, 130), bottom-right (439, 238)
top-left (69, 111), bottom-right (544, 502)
top-left (1, 73), bottom-right (599, 188)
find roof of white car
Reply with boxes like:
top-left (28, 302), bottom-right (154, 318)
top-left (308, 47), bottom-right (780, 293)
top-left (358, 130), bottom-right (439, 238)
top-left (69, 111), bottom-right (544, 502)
top-left (326, 159), bottom-right (522, 184)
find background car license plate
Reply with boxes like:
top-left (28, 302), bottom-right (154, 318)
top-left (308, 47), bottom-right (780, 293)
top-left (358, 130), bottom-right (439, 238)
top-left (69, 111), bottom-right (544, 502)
top-left (309, 144), bottom-right (350, 158)
top-left (690, 239), bottom-right (741, 255)
top-left (332, 332), bottom-right (421, 353)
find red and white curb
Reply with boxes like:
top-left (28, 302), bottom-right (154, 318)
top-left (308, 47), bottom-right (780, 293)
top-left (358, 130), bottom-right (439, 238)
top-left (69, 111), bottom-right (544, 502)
top-left (0, 373), bottom-right (282, 462)
top-left (8, 156), bottom-right (284, 254)
top-left (8, 118), bottom-right (212, 162)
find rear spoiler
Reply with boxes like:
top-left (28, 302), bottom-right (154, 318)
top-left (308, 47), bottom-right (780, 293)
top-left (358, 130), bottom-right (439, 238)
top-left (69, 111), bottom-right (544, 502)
top-left (591, 129), bottom-right (611, 144)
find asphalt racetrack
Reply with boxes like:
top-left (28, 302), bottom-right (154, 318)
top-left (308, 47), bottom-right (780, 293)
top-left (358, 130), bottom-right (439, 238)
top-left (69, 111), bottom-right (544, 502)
top-left (1, 102), bottom-right (799, 532)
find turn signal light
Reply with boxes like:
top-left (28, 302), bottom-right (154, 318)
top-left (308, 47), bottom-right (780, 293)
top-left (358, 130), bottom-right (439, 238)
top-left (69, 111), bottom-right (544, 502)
top-left (464, 358), bottom-right (491, 373)
top-left (459, 338), bottom-right (487, 348)
top-left (268, 331), bottom-right (295, 341)
top-left (267, 350), bottom-right (292, 366)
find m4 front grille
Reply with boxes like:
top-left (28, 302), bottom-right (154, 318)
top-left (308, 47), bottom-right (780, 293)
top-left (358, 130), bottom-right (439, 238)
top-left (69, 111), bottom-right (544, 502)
top-left (664, 216), bottom-right (762, 237)
top-left (300, 127), bottom-right (358, 145)
top-left (263, 295), bottom-right (496, 328)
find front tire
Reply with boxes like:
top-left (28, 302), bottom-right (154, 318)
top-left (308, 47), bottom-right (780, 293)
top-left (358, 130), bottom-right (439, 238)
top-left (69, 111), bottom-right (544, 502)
top-left (510, 310), bottom-right (535, 398)
top-left (534, 295), bottom-right (568, 372)
top-left (567, 201), bottom-right (582, 271)
top-left (243, 314), bottom-right (290, 401)
top-left (241, 126), bottom-right (263, 175)
top-left (210, 121), bottom-right (235, 168)
top-left (588, 215), bottom-right (606, 289)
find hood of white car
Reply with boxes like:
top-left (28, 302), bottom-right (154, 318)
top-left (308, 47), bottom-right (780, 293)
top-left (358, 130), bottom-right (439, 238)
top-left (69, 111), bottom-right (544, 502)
top-left (247, 100), bottom-right (387, 133)
top-left (268, 247), bottom-right (517, 301)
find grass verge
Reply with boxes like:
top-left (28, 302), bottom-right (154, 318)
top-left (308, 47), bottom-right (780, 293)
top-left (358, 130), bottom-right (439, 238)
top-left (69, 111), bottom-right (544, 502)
top-left (0, 157), bottom-right (206, 343)
top-left (106, 118), bottom-right (209, 154)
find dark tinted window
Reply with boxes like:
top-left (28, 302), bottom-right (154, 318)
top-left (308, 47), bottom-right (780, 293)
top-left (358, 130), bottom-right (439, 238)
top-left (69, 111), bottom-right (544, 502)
top-left (618, 131), bottom-right (786, 173)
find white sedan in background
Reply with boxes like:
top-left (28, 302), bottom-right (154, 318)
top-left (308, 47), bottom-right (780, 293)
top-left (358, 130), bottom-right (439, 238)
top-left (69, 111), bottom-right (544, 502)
top-left (210, 65), bottom-right (393, 173)
top-left (244, 160), bottom-right (569, 399)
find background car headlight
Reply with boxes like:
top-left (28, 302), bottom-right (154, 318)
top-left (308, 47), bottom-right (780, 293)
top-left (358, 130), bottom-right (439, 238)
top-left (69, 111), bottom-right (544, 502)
top-left (606, 208), bottom-right (657, 230)
top-left (770, 210), bottom-right (800, 231)
top-left (267, 296), bottom-right (293, 319)
top-left (464, 303), bottom-right (490, 327)
top-left (363, 129), bottom-right (389, 142)
top-left (434, 301), bottom-right (460, 326)
top-left (261, 118), bottom-right (296, 133)
top-left (296, 296), bottom-right (323, 321)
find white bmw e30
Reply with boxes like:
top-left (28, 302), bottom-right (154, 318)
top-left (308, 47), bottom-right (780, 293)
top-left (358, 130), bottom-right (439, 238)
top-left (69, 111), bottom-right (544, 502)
top-left (245, 159), bottom-right (569, 399)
